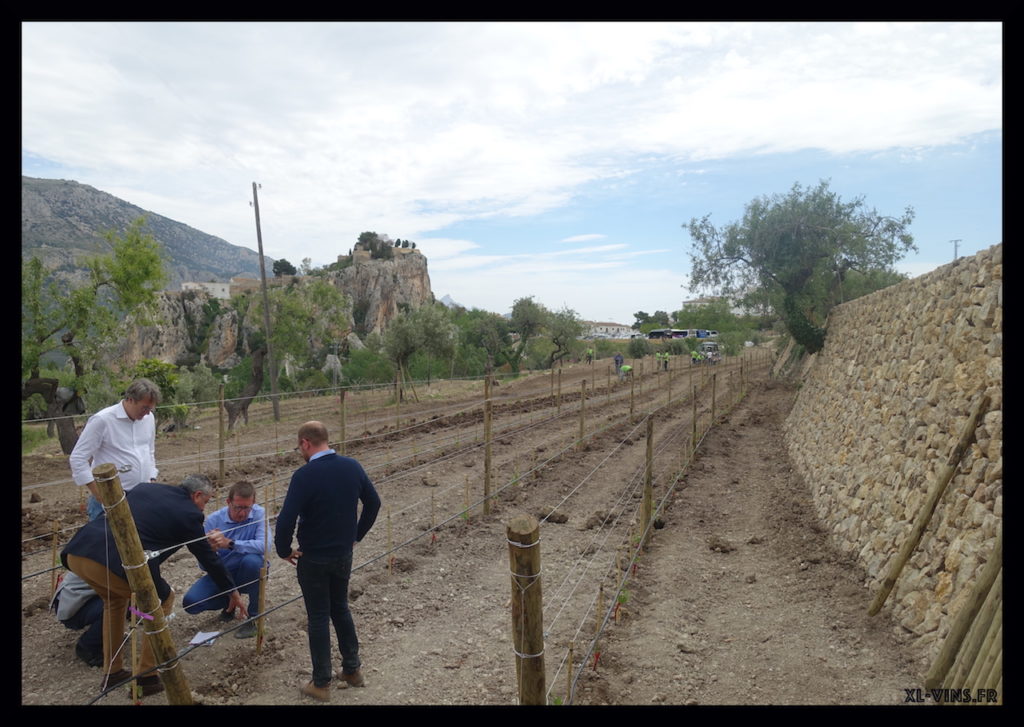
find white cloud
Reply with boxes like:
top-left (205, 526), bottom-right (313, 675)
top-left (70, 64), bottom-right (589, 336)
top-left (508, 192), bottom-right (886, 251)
top-left (560, 234), bottom-right (607, 243)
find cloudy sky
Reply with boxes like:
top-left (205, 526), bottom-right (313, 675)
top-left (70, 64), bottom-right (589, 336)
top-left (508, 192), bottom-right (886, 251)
top-left (22, 21), bottom-right (1002, 326)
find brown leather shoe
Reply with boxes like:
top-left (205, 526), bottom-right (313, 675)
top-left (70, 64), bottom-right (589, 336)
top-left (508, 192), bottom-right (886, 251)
top-left (339, 669), bottom-right (365, 688)
top-left (101, 669), bottom-right (131, 689)
top-left (300, 680), bottom-right (330, 701)
top-left (138, 675), bottom-right (165, 697)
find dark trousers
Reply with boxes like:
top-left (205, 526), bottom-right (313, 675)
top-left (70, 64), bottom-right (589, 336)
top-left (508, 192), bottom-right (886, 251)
top-left (296, 550), bottom-right (360, 687)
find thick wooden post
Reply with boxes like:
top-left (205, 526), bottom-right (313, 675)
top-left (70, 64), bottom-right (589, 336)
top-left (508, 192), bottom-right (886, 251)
top-left (629, 374), bottom-right (635, 422)
top-left (484, 377), bottom-right (493, 516)
top-left (92, 463), bottom-right (192, 704)
top-left (256, 505), bottom-right (269, 652)
top-left (691, 385), bottom-right (697, 454)
top-left (924, 530), bottom-right (1002, 689)
top-left (506, 514), bottom-right (545, 705)
top-left (218, 383), bottom-right (226, 483)
top-left (394, 373), bottom-right (401, 429)
top-left (339, 389), bottom-right (347, 456)
top-left (642, 417), bottom-right (653, 547)
top-left (945, 572), bottom-right (1002, 688)
top-left (557, 369), bottom-right (562, 415)
top-left (870, 392), bottom-right (991, 615)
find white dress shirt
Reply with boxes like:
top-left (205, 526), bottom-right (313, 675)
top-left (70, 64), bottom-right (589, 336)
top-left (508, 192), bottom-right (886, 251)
top-left (69, 400), bottom-right (158, 490)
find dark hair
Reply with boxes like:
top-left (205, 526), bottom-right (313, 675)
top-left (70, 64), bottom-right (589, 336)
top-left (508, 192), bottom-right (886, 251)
top-left (227, 481), bottom-right (256, 501)
top-left (297, 421), bottom-right (329, 446)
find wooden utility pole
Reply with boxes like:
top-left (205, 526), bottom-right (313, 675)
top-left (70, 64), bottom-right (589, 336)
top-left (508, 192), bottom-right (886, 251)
top-left (484, 376), bottom-right (493, 516)
top-left (251, 182), bottom-right (280, 421)
top-left (506, 514), bottom-right (545, 705)
top-left (92, 463), bottom-right (192, 704)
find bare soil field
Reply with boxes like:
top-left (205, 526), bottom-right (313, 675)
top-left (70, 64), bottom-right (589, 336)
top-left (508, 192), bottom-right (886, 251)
top-left (21, 351), bottom-right (926, 706)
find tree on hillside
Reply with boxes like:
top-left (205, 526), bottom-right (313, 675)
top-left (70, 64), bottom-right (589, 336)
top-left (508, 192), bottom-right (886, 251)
top-left (507, 297), bottom-right (548, 373)
top-left (22, 217), bottom-right (167, 452)
top-left (685, 180), bottom-right (915, 353)
top-left (546, 307), bottom-right (584, 368)
top-left (273, 258), bottom-right (297, 276)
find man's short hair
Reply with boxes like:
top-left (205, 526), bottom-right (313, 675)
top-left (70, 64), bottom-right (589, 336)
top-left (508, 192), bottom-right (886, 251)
top-left (297, 421), bottom-right (329, 446)
top-left (125, 378), bottom-right (162, 405)
top-left (227, 481), bottom-right (256, 501)
top-left (180, 474), bottom-right (213, 497)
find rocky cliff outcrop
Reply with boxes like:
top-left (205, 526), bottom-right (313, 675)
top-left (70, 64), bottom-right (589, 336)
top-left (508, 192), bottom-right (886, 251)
top-left (109, 250), bottom-right (434, 371)
top-left (329, 251), bottom-right (433, 335)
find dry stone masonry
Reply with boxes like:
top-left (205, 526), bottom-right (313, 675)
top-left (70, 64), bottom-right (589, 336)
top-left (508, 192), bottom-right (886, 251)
top-left (783, 244), bottom-right (1001, 662)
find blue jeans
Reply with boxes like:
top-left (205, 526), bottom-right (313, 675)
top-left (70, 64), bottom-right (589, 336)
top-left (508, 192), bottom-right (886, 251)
top-left (86, 494), bottom-right (105, 521)
top-left (182, 553), bottom-right (264, 615)
top-left (296, 550), bottom-right (359, 687)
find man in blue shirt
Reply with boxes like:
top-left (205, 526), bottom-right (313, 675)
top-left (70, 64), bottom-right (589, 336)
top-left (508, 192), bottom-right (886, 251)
top-left (275, 420), bottom-right (381, 702)
top-left (183, 481), bottom-right (267, 638)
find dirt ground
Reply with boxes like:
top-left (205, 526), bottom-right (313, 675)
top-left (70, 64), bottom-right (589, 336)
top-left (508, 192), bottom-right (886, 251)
top-left (21, 353), bottom-right (926, 706)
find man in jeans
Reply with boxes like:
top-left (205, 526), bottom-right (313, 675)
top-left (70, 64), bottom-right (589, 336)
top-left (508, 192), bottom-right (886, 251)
top-left (275, 421), bottom-right (381, 701)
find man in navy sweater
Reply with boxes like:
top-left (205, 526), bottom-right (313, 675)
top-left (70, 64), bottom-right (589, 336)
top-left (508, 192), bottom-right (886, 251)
top-left (275, 421), bottom-right (381, 702)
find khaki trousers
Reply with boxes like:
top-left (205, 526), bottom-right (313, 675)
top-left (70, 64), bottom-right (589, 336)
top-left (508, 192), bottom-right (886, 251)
top-left (65, 555), bottom-right (174, 677)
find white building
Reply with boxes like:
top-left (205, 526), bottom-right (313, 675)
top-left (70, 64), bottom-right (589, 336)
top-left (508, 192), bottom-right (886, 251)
top-left (181, 281), bottom-right (231, 300)
top-left (582, 321), bottom-right (634, 338)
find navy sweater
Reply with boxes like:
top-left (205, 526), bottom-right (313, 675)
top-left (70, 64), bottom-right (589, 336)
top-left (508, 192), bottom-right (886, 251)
top-left (274, 452), bottom-right (381, 560)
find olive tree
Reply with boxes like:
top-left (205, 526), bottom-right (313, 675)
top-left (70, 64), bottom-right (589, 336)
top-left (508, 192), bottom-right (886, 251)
top-left (685, 180), bottom-right (914, 352)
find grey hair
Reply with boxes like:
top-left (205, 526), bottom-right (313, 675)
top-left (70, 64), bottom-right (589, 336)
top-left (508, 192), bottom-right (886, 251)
top-left (180, 474), bottom-right (214, 497)
top-left (125, 378), bottom-right (162, 405)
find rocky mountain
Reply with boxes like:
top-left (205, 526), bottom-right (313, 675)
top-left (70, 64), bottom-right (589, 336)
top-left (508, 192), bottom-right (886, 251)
top-left (22, 176), bottom-right (268, 288)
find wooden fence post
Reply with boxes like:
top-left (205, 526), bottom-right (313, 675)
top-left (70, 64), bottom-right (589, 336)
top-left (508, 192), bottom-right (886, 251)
top-left (577, 380), bottom-right (586, 452)
top-left (339, 389), bottom-right (347, 456)
top-left (484, 376), bottom-right (492, 516)
top-left (642, 417), bottom-right (653, 547)
top-left (92, 463), bottom-right (192, 704)
top-left (507, 514), bottom-right (545, 705)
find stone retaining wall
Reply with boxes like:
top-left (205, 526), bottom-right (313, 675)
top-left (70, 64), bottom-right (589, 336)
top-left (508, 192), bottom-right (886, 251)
top-left (783, 244), bottom-right (1002, 661)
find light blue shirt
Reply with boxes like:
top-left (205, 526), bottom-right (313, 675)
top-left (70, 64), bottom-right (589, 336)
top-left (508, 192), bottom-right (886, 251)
top-left (197, 503), bottom-right (267, 572)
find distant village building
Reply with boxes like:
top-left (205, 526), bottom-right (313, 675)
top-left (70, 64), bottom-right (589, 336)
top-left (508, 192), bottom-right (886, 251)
top-left (181, 281), bottom-right (231, 300)
top-left (228, 275), bottom-right (295, 296)
top-left (583, 321), bottom-right (633, 338)
top-left (679, 295), bottom-right (748, 316)
top-left (338, 240), bottom-right (423, 266)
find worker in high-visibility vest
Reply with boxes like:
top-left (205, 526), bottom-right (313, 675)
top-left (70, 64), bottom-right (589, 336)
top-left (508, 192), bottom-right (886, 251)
top-left (618, 363), bottom-right (633, 381)
top-left (690, 349), bottom-right (700, 365)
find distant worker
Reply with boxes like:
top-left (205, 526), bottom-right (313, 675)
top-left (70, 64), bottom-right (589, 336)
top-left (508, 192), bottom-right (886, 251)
top-left (618, 363), bottom-right (633, 382)
top-left (613, 352), bottom-right (624, 373)
top-left (690, 349), bottom-right (700, 365)
top-left (586, 348), bottom-right (594, 364)
top-left (69, 379), bottom-right (161, 521)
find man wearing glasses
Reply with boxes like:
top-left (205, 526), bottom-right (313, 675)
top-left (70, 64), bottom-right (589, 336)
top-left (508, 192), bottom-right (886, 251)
top-left (182, 481), bottom-right (267, 638)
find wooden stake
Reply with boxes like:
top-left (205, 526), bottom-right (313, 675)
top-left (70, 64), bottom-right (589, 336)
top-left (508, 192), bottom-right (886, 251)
top-left (642, 417), bottom-right (653, 548)
top-left (256, 505), bottom-right (269, 653)
top-left (51, 521), bottom-right (59, 595)
top-left (691, 385), bottom-right (697, 455)
top-left (91, 463), bottom-right (192, 704)
top-left (870, 392), bottom-right (991, 615)
top-left (484, 377), bottom-right (492, 516)
top-left (131, 593), bottom-right (141, 702)
top-left (566, 640), bottom-right (574, 703)
top-left (712, 372), bottom-right (717, 424)
top-left (557, 369), bottom-right (562, 415)
top-left (924, 530), bottom-right (1002, 689)
top-left (340, 388), bottom-right (347, 456)
top-left (387, 506), bottom-right (394, 576)
top-left (218, 382), bottom-right (226, 483)
top-left (577, 380), bottom-right (586, 452)
top-left (506, 514), bottom-right (545, 705)
top-left (945, 572), bottom-right (1002, 689)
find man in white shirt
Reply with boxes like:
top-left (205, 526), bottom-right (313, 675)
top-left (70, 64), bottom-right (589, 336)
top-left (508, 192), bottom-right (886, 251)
top-left (68, 378), bottom-right (161, 520)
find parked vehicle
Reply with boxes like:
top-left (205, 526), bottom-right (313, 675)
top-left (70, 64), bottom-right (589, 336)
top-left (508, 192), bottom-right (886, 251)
top-left (698, 341), bottom-right (721, 364)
